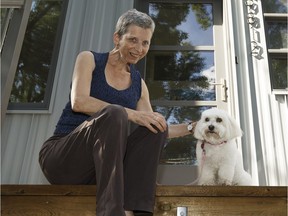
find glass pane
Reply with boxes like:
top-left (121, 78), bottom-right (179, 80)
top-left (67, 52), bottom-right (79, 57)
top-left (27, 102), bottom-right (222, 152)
top-left (1, 8), bottom-right (13, 51)
top-left (9, 0), bottom-right (64, 103)
top-left (262, 0), bottom-right (287, 13)
top-left (149, 3), bottom-right (213, 46)
top-left (146, 51), bottom-right (215, 101)
top-left (155, 106), bottom-right (212, 165)
top-left (0, 8), bottom-right (10, 28)
top-left (270, 55), bottom-right (288, 89)
top-left (266, 21), bottom-right (288, 49)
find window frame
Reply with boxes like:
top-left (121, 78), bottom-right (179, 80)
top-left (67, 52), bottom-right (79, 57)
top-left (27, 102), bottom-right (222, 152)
top-left (136, 0), bottom-right (225, 109)
top-left (135, 0), bottom-right (227, 184)
top-left (1, 0), bottom-right (32, 122)
top-left (5, 0), bottom-right (69, 112)
top-left (264, 12), bottom-right (288, 92)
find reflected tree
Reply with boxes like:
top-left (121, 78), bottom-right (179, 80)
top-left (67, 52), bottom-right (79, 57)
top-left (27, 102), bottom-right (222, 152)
top-left (9, 0), bottom-right (62, 103)
top-left (148, 3), bottom-right (213, 117)
top-left (262, 0), bottom-right (287, 89)
top-left (148, 3), bottom-right (213, 164)
top-left (266, 22), bottom-right (287, 49)
top-left (271, 57), bottom-right (288, 89)
top-left (191, 4), bottom-right (213, 30)
top-left (262, 0), bottom-right (287, 13)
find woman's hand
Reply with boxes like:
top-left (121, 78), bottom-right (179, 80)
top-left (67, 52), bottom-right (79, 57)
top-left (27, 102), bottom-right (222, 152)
top-left (128, 109), bottom-right (167, 133)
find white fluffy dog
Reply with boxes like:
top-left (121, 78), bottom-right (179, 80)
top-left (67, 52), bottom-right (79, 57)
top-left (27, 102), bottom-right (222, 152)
top-left (193, 108), bottom-right (252, 186)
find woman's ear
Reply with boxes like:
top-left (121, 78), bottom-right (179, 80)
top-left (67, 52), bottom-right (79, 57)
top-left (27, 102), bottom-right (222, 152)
top-left (113, 32), bottom-right (120, 47)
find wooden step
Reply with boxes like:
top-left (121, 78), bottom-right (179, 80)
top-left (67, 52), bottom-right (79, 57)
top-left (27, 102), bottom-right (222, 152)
top-left (1, 185), bottom-right (287, 215)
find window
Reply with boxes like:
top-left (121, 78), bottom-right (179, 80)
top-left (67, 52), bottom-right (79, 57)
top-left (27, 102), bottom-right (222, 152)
top-left (1, 8), bottom-right (14, 52)
top-left (137, 1), bottom-right (224, 168)
top-left (7, 0), bottom-right (67, 110)
top-left (263, 1), bottom-right (288, 90)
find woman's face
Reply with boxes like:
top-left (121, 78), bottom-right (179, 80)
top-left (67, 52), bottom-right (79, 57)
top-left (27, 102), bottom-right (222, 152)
top-left (114, 25), bottom-right (153, 64)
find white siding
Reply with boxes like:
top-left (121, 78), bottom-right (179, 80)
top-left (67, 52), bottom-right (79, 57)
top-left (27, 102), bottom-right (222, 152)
top-left (1, 0), bottom-right (134, 184)
top-left (2, 0), bottom-right (287, 186)
top-left (235, 0), bottom-right (288, 186)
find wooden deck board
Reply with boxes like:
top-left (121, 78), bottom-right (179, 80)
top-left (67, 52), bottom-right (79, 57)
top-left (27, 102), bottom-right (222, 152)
top-left (1, 185), bottom-right (287, 216)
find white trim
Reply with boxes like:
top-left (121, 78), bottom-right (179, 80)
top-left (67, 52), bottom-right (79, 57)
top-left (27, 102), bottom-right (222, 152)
top-left (268, 49), bottom-right (288, 54)
top-left (244, 0), bottom-right (288, 185)
top-left (269, 94), bottom-right (288, 185)
top-left (272, 90), bottom-right (288, 95)
top-left (149, 46), bottom-right (215, 51)
top-left (222, 0), bottom-right (239, 115)
top-left (6, 110), bottom-right (52, 114)
top-left (0, 0), bottom-right (24, 8)
top-left (264, 13), bottom-right (288, 18)
top-left (213, 0), bottom-right (227, 110)
top-left (229, 0), bottom-right (260, 185)
top-left (249, 1), bottom-right (279, 186)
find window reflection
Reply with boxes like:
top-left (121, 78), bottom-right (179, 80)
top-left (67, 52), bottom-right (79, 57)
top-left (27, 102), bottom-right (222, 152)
top-left (147, 2), bottom-right (216, 166)
top-left (271, 56), bottom-right (288, 89)
top-left (266, 21), bottom-right (287, 49)
top-left (263, 0), bottom-right (288, 91)
top-left (146, 51), bottom-right (215, 101)
top-left (154, 106), bottom-right (212, 165)
top-left (9, 0), bottom-right (64, 104)
top-left (149, 3), bottom-right (213, 46)
top-left (1, 8), bottom-right (13, 51)
top-left (262, 0), bottom-right (287, 13)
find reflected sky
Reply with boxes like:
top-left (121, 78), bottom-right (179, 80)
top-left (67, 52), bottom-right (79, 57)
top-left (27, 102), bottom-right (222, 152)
top-left (149, 3), bottom-right (213, 46)
top-left (176, 4), bottom-right (213, 46)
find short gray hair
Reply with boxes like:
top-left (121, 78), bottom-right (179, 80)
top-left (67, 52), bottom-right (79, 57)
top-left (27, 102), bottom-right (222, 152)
top-left (115, 9), bottom-right (155, 37)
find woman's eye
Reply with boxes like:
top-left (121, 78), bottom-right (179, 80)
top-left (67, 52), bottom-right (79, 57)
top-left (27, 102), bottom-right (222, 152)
top-left (216, 118), bottom-right (222, 123)
top-left (129, 38), bottom-right (137, 43)
top-left (143, 41), bottom-right (149, 46)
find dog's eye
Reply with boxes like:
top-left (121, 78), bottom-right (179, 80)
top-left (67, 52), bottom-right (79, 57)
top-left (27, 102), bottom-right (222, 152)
top-left (216, 117), bottom-right (222, 123)
top-left (205, 117), bottom-right (209, 122)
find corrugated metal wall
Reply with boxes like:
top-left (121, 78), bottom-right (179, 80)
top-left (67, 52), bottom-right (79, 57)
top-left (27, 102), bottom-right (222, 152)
top-left (267, 95), bottom-right (288, 185)
top-left (1, 0), bottom-right (134, 184)
top-left (1, 0), bottom-right (287, 186)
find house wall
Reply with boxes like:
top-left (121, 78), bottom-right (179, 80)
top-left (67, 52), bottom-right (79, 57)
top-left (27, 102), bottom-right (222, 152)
top-left (1, 0), bottom-right (134, 184)
top-left (230, 0), bottom-right (288, 186)
top-left (1, 0), bottom-right (287, 185)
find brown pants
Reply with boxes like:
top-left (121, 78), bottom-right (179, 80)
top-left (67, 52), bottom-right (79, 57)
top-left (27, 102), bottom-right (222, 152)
top-left (39, 105), bottom-right (168, 216)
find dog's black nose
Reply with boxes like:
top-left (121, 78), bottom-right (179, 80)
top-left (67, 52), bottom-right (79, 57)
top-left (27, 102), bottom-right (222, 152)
top-left (208, 125), bottom-right (214, 131)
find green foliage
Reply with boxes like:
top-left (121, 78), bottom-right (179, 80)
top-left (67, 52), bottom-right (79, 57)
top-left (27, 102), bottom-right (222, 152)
top-left (147, 3), bottom-right (214, 102)
top-left (262, 0), bottom-right (287, 13)
top-left (10, 0), bottom-right (63, 103)
top-left (191, 4), bottom-right (212, 30)
top-left (147, 3), bottom-right (214, 164)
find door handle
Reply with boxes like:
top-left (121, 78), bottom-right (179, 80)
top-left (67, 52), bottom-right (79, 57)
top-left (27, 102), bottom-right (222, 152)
top-left (210, 78), bottom-right (227, 102)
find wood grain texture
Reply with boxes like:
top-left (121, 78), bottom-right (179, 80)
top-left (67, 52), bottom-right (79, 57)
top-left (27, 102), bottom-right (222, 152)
top-left (2, 196), bottom-right (96, 216)
top-left (155, 197), bottom-right (287, 216)
top-left (1, 185), bottom-right (287, 216)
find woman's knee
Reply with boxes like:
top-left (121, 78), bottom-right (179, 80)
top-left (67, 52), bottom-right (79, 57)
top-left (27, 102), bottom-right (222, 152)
top-left (90, 105), bottom-right (129, 130)
top-left (103, 105), bottom-right (128, 121)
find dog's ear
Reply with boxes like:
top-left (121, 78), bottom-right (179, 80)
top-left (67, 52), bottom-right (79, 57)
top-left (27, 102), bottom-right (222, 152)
top-left (227, 116), bottom-right (243, 139)
top-left (193, 121), bottom-right (203, 140)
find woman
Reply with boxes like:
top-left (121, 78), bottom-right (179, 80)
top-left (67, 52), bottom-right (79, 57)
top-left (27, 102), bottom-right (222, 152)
top-left (39, 9), bottom-right (194, 216)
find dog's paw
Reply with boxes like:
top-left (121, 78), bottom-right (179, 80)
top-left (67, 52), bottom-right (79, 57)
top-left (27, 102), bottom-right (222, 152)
top-left (218, 179), bottom-right (233, 186)
top-left (198, 180), bottom-right (217, 186)
top-left (220, 182), bottom-right (233, 186)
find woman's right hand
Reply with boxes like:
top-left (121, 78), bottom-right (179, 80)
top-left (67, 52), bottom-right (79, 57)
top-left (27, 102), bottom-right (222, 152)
top-left (128, 109), bottom-right (167, 134)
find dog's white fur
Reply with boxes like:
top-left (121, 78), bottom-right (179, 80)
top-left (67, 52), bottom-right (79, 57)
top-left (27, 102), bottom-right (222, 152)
top-left (193, 108), bottom-right (252, 186)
